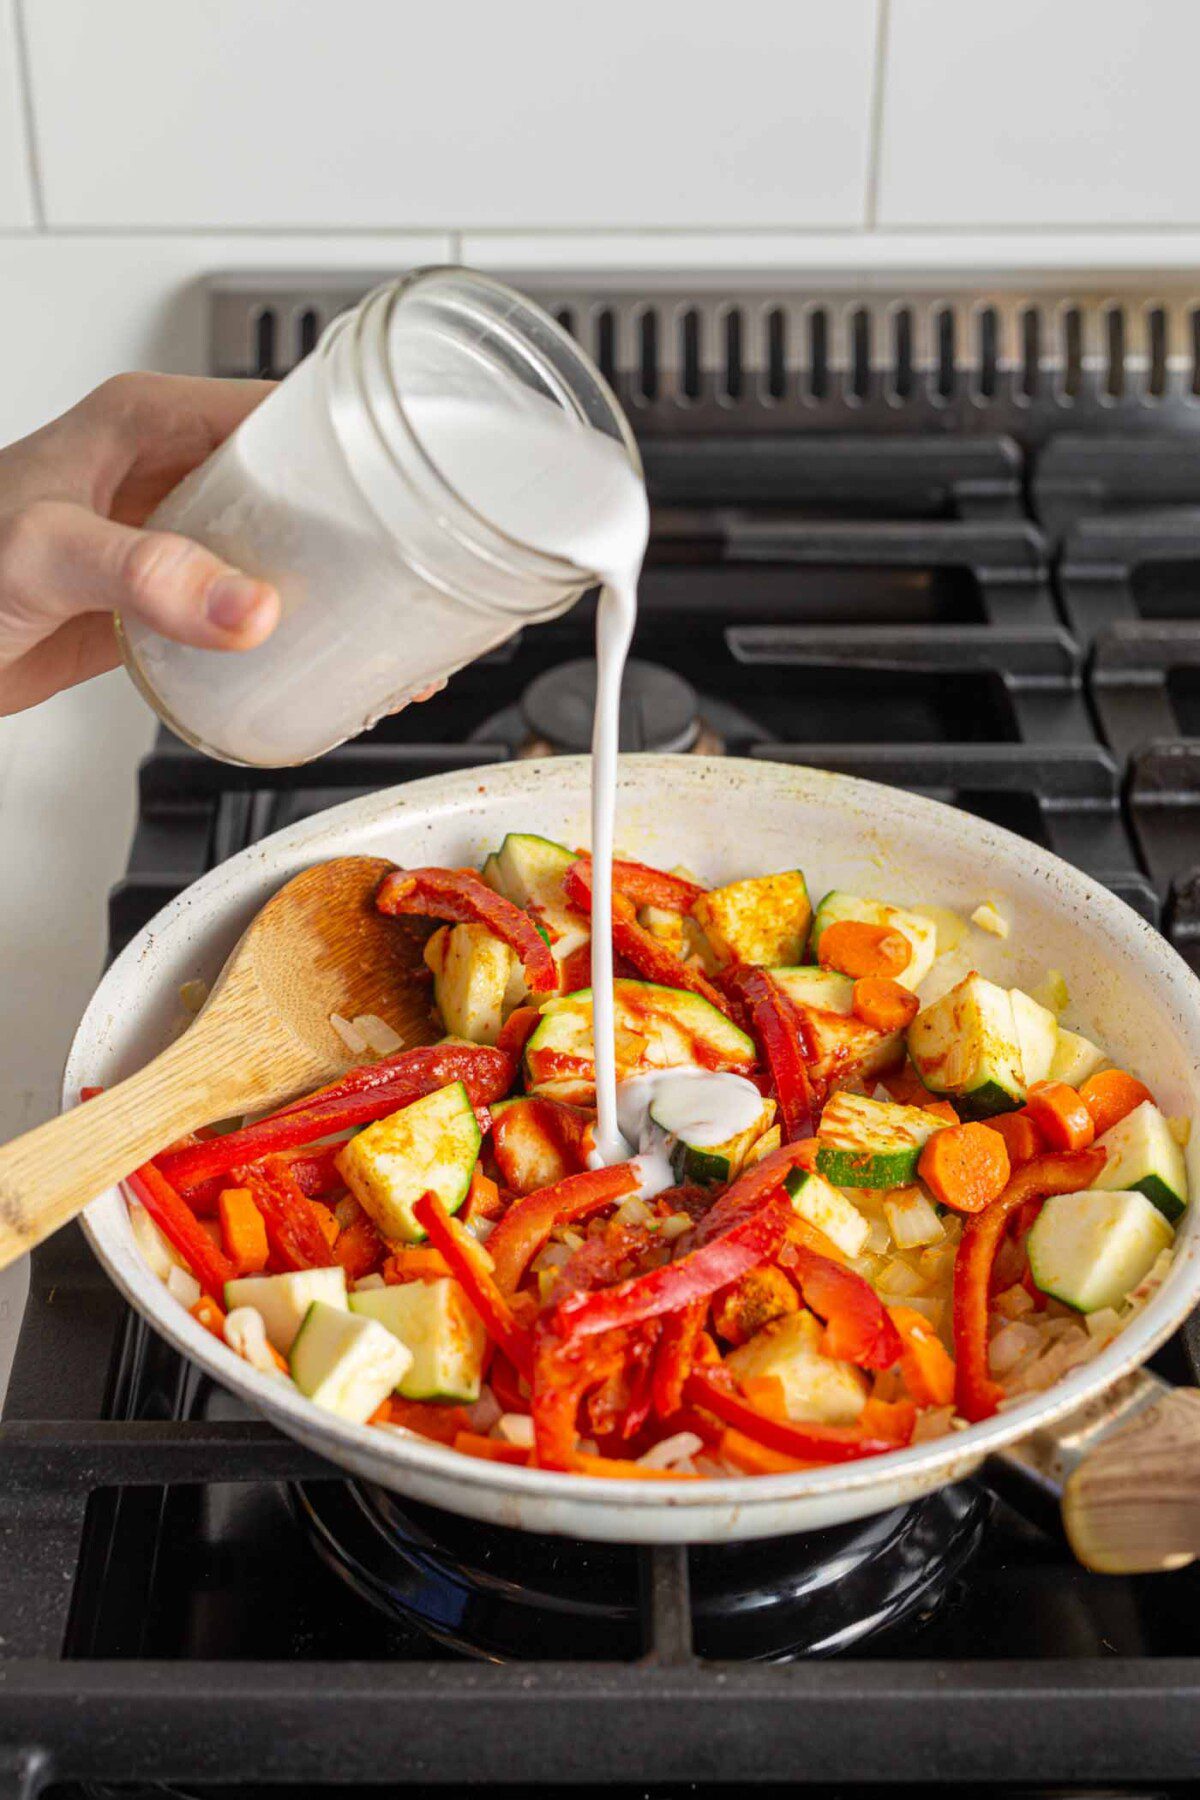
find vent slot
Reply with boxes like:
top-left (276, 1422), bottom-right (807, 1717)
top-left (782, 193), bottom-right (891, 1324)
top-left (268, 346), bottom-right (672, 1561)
top-left (555, 306), bottom-right (575, 338)
top-left (850, 307), bottom-right (870, 402)
top-left (638, 309), bottom-right (659, 403)
top-left (1104, 306), bottom-right (1126, 401)
top-left (808, 307), bottom-right (829, 401)
top-left (1020, 307), bottom-right (1041, 401)
top-left (254, 309), bottom-right (276, 377)
top-left (935, 308), bottom-right (956, 402)
top-left (680, 308), bottom-right (701, 401)
top-left (1148, 306), bottom-right (1167, 398)
top-left (976, 307), bottom-right (998, 400)
top-left (297, 308), bottom-right (319, 359)
top-left (595, 308), bottom-right (616, 386)
top-left (721, 308), bottom-right (744, 402)
top-left (1061, 306), bottom-right (1083, 401)
top-left (1191, 308), bottom-right (1200, 398)
top-left (891, 307), bottom-right (914, 402)
top-left (765, 307), bottom-right (787, 400)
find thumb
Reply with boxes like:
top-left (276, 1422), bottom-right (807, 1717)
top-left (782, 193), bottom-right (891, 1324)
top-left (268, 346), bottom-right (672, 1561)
top-left (0, 499), bottom-right (280, 654)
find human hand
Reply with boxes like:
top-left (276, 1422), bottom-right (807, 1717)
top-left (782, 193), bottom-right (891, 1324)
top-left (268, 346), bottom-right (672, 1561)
top-left (0, 373), bottom-right (281, 715)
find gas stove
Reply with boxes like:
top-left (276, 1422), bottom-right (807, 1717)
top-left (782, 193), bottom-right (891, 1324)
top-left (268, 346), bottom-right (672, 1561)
top-left (5, 274), bottom-right (1200, 1795)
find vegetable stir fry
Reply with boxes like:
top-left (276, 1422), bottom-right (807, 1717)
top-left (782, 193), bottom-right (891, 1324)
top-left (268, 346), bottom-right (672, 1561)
top-left (116, 836), bottom-right (1189, 1479)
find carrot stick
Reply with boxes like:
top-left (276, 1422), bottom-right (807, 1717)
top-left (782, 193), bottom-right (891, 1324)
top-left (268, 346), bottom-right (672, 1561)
top-left (126, 1161), bottom-right (235, 1300)
top-left (888, 1304), bottom-right (956, 1406)
top-left (383, 1246), bottom-right (452, 1283)
top-left (191, 1295), bottom-right (227, 1338)
top-left (569, 1450), bottom-right (702, 1481)
top-left (718, 1427), bottom-right (816, 1474)
top-left (987, 1109), bottom-right (1042, 1168)
top-left (217, 1187), bottom-right (269, 1276)
top-left (917, 1121), bottom-right (1010, 1214)
top-left (851, 976), bottom-right (919, 1032)
top-left (452, 1431), bottom-right (530, 1465)
top-left (817, 920), bottom-right (911, 979)
top-left (1078, 1069), bottom-right (1154, 1137)
top-left (1022, 1081), bottom-right (1095, 1152)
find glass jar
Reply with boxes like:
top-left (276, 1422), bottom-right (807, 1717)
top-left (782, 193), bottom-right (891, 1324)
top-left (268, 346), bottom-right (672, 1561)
top-left (118, 268), bottom-right (643, 767)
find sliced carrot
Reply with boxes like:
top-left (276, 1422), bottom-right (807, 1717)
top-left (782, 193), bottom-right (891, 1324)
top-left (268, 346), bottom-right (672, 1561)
top-left (1078, 1068), bottom-right (1154, 1138)
top-left (375, 1396), bottom-right (473, 1444)
top-left (987, 1109), bottom-right (1042, 1168)
top-left (922, 1099), bottom-right (961, 1125)
top-left (453, 1430), bottom-right (530, 1465)
top-left (1023, 1081), bottom-right (1095, 1152)
top-left (462, 1164), bottom-right (504, 1224)
top-left (383, 1246), bottom-right (453, 1283)
top-left (852, 975), bottom-right (920, 1032)
top-left (739, 1374), bottom-right (790, 1418)
top-left (191, 1295), bottom-right (227, 1339)
top-left (860, 1395), bottom-right (917, 1444)
top-left (310, 1201), bottom-right (340, 1248)
top-left (570, 1451), bottom-right (702, 1481)
top-left (818, 920), bottom-right (911, 979)
top-left (217, 1187), bottom-right (270, 1276)
top-left (334, 1211), bottom-right (386, 1281)
top-left (888, 1304), bottom-right (956, 1407)
top-left (718, 1427), bottom-right (816, 1475)
top-left (882, 1065), bottom-right (941, 1107)
top-left (917, 1121), bottom-right (1011, 1214)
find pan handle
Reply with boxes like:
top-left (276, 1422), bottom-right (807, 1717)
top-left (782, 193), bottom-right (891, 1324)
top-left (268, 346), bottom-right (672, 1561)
top-left (994, 1370), bottom-right (1200, 1574)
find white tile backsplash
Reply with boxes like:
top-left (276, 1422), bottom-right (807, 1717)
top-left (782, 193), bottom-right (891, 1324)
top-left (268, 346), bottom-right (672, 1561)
top-left (24, 0), bottom-right (878, 230)
top-left (0, 0), bottom-right (32, 225)
top-left (880, 0), bottom-right (1200, 229)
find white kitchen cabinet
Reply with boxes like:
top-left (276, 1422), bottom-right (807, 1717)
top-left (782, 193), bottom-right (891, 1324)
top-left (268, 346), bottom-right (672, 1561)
top-left (24, 0), bottom-right (877, 230)
top-left (0, 0), bottom-right (33, 225)
top-left (880, 0), bottom-right (1200, 229)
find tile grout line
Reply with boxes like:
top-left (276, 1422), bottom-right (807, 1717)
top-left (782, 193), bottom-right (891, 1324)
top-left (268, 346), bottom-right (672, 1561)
top-left (9, 0), bottom-right (44, 229)
top-left (863, 0), bottom-right (891, 232)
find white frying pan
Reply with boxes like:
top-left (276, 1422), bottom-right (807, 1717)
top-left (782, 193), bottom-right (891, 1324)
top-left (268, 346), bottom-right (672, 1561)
top-left (63, 756), bottom-right (1200, 1555)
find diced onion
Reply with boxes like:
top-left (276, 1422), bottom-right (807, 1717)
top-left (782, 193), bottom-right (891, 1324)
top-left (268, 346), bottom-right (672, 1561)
top-left (659, 1213), bottom-right (693, 1241)
top-left (989, 1320), bottom-right (1043, 1376)
top-left (993, 1282), bottom-right (1035, 1320)
top-left (329, 1012), bottom-right (369, 1056)
top-left (863, 1215), bottom-right (892, 1256)
top-left (895, 1293), bottom-right (944, 1328)
top-left (912, 1405), bottom-right (956, 1442)
top-left (224, 1306), bottom-right (285, 1379)
top-left (875, 1256), bottom-right (926, 1298)
top-left (1085, 1307), bottom-right (1122, 1342)
top-left (1169, 1115), bottom-right (1192, 1148)
top-left (467, 1387), bottom-right (502, 1432)
top-left (353, 1013), bottom-right (404, 1056)
top-left (970, 901), bottom-right (1010, 940)
top-left (497, 1413), bottom-right (535, 1447)
top-left (614, 1196), bottom-right (654, 1229)
top-left (637, 1431), bottom-right (704, 1471)
top-left (166, 1265), bottom-right (201, 1308)
top-left (884, 1190), bottom-right (945, 1249)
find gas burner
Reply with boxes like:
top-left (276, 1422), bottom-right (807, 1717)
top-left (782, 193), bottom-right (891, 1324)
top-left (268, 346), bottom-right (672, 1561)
top-left (469, 656), bottom-right (753, 757)
top-left (293, 1478), bottom-right (990, 1662)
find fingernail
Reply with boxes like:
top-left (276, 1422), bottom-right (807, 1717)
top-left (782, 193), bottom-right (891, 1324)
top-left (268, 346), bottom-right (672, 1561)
top-left (206, 575), bottom-right (269, 633)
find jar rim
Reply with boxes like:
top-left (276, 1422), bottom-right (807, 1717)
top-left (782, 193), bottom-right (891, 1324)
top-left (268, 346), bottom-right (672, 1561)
top-left (360, 266), bottom-right (644, 584)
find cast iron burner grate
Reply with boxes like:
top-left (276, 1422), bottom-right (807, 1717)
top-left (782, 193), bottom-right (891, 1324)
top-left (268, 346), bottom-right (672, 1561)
top-left (9, 360), bottom-right (1200, 1790)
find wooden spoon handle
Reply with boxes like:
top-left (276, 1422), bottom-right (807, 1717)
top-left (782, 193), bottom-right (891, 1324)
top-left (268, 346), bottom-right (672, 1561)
top-left (0, 1011), bottom-right (263, 1271)
top-left (1063, 1384), bottom-right (1200, 1575)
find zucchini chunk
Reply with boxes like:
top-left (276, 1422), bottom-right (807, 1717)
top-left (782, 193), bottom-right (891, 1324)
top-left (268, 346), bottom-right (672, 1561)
top-left (726, 1310), bottom-right (868, 1425)
top-left (1048, 1027), bottom-right (1107, 1086)
top-left (810, 892), bottom-right (937, 992)
top-left (691, 870), bottom-right (811, 968)
top-left (648, 1078), bottom-right (775, 1188)
top-left (772, 967), bottom-right (904, 1084)
top-left (1093, 1100), bottom-right (1189, 1223)
top-left (524, 979), bottom-right (756, 1104)
top-left (224, 1266), bottom-right (348, 1355)
top-left (483, 832), bottom-right (588, 979)
top-left (1028, 1188), bottom-right (1174, 1312)
top-left (907, 972), bottom-right (1025, 1115)
top-left (784, 1167), bottom-right (871, 1258)
top-left (336, 1080), bottom-right (481, 1244)
top-left (350, 1277), bottom-right (487, 1402)
top-left (424, 922), bottom-right (514, 1046)
top-left (1009, 986), bottom-right (1058, 1086)
top-left (289, 1301), bottom-right (412, 1423)
top-left (815, 1091), bottom-right (945, 1189)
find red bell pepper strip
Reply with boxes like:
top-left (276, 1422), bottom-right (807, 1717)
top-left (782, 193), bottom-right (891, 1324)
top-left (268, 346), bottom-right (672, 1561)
top-left (376, 866), bottom-right (557, 995)
top-left (157, 1045), bottom-right (511, 1192)
top-left (684, 1370), bottom-right (900, 1465)
top-left (550, 1191), bottom-right (792, 1342)
top-left (691, 1138), bottom-right (818, 1245)
top-left (233, 1158), bottom-right (336, 1272)
top-left (780, 1241), bottom-right (903, 1371)
top-left (495, 1006), bottom-right (542, 1063)
top-left (651, 1298), bottom-right (707, 1419)
top-left (567, 853), bottom-right (705, 913)
top-left (561, 861), bottom-right (733, 1017)
top-left (489, 1352), bottom-right (530, 1415)
top-left (530, 1318), bottom-right (630, 1470)
top-left (486, 1163), bottom-right (639, 1293)
top-left (412, 1191), bottom-right (533, 1378)
top-left (125, 1161), bottom-right (235, 1301)
top-left (953, 1147), bottom-right (1105, 1422)
top-left (721, 966), bottom-right (815, 1142)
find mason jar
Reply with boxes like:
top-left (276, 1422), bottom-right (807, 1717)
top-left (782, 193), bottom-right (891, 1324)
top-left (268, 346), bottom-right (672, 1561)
top-left (118, 268), bottom-right (643, 767)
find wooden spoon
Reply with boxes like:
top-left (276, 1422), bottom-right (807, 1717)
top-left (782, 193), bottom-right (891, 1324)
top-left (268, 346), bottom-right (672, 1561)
top-left (0, 855), bottom-right (436, 1271)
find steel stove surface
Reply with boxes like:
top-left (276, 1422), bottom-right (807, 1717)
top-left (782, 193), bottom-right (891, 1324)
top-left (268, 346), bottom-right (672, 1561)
top-left (7, 303), bottom-right (1200, 1792)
